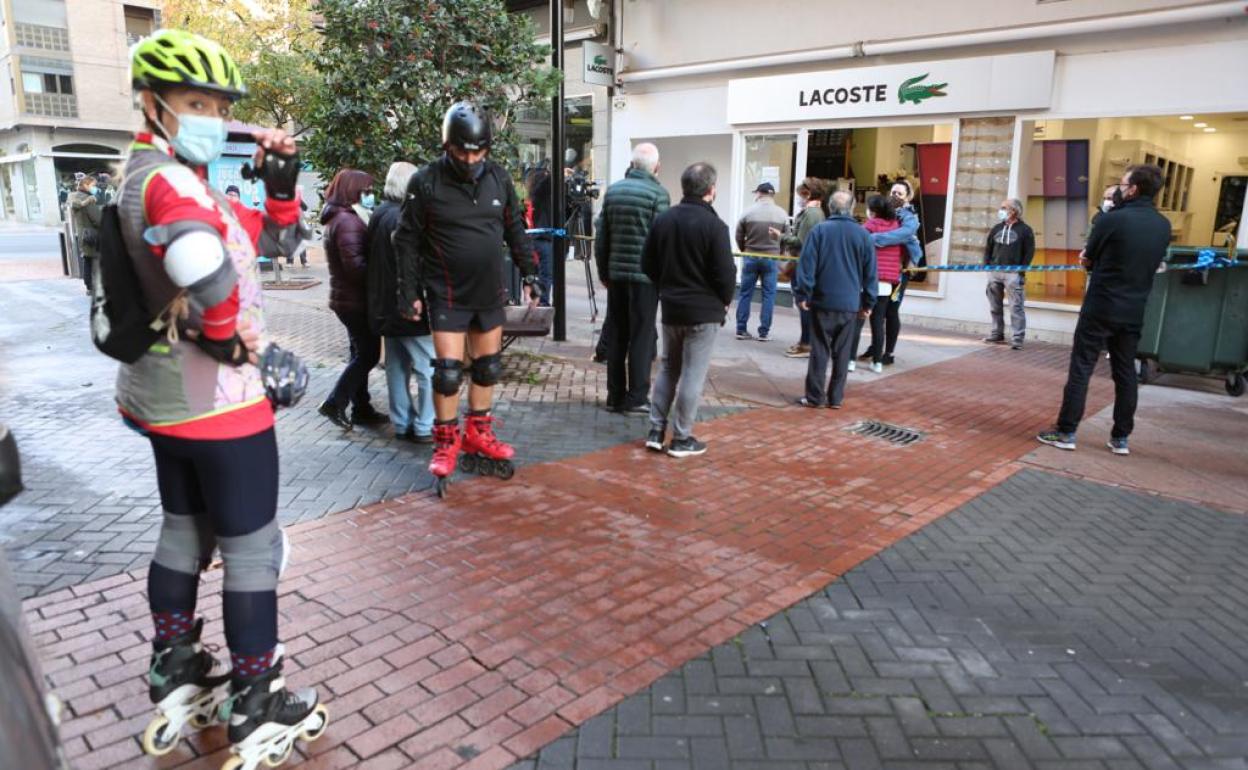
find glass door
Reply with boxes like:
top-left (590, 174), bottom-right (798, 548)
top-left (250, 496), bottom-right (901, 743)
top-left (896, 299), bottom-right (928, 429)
top-left (740, 133), bottom-right (798, 220)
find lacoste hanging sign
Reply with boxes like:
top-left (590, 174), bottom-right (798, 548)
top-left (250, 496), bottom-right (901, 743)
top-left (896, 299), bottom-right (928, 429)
top-left (582, 41), bottom-right (616, 87)
top-left (729, 51), bottom-right (1053, 124)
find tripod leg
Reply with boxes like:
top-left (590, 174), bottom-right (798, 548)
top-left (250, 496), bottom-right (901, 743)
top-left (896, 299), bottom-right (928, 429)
top-left (584, 256), bottom-right (597, 323)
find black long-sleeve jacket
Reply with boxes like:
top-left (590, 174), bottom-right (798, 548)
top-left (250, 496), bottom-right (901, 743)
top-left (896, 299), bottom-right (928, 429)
top-left (393, 155), bottom-right (537, 311)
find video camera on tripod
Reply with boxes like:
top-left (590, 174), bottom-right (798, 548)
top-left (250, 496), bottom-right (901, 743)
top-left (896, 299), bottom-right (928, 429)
top-left (565, 168), bottom-right (599, 208)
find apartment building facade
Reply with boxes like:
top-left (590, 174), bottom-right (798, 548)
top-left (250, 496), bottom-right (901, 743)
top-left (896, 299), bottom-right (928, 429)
top-left (0, 0), bottom-right (158, 225)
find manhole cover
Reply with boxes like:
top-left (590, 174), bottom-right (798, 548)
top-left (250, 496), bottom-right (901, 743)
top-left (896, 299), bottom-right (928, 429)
top-left (846, 420), bottom-right (925, 446)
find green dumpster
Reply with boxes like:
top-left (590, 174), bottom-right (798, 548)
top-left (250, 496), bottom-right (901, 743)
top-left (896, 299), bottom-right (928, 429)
top-left (1136, 246), bottom-right (1247, 397)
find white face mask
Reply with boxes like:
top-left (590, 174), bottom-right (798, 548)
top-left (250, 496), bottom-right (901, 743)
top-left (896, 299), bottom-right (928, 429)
top-left (1101, 200), bottom-right (1114, 213)
top-left (997, 208), bottom-right (1009, 221)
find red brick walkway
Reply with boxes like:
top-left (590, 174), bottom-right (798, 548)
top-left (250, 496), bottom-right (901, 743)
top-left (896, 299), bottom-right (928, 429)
top-left (27, 343), bottom-right (1111, 770)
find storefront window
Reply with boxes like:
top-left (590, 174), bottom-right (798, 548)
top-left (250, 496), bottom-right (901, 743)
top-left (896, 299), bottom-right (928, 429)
top-left (742, 134), bottom-right (795, 216)
top-left (1019, 112), bottom-right (1246, 303)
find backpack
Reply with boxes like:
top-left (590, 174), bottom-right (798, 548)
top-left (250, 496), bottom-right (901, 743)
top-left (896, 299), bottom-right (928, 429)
top-left (89, 204), bottom-right (166, 363)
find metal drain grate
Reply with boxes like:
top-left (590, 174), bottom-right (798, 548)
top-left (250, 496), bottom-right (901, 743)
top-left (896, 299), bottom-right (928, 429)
top-left (846, 420), bottom-right (925, 446)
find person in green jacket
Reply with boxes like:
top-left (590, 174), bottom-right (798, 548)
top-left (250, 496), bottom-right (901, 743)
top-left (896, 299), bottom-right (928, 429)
top-left (595, 142), bottom-right (671, 413)
top-left (68, 173), bottom-right (102, 295)
top-left (781, 177), bottom-right (828, 358)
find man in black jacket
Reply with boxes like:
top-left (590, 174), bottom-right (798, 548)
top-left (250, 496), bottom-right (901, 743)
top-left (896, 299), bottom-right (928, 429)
top-left (640, 162), bottom-right (736, 458)
top-left (368, 161), bottom-right (434, 444)
top-left (1038, 164), bottom-right (1170, 456)
top-left (393, 102), bottom-right (541, 488)
top-left (983, 197), bottom-right (1036, 350)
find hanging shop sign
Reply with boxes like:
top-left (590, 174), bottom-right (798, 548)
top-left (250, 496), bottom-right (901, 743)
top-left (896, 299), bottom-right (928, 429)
top-left (727, 51), bottom-right (1054, 124)
top-left (583, 40), bottom-right (616, 87)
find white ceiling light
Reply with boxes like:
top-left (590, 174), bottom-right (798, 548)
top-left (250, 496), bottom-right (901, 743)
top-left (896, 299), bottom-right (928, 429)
top-left (1204, 127), bottom-right (1217, 133)
top-left (1194, 122), bottom-right (1208, 128)
top-left (1179, 115), bottom-right (1194, 120)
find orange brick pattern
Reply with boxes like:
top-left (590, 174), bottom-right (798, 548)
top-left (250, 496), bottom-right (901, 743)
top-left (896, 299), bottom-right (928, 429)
top-left (28, 343), bottom-right (1111, 769)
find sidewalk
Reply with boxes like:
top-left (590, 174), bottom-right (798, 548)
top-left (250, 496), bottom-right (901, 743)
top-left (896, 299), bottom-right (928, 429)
top-left (7, 258), bottom-right (1248, 769)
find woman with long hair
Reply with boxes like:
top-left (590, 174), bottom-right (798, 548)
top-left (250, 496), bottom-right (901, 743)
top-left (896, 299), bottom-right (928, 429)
top-left (318, 168), bottom-right (386, 429)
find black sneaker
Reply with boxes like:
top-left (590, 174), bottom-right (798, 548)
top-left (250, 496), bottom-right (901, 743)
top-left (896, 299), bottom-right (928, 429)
top-left (318, 402), bottom-right (353, 431)
top-left (882, 353), bottom-right (895, 366)
top-left (351, 405), bottom-right (389, 425)
top-left (667, 436), bottom-right (707, 458)
top-left (735, 331), bottom-right (754, 340)
top-left (623, 401), bottom-right (651, 416)
top-left (400, 427), bottom-right (434, 444)
top-left (645, 429), bottom-right (665, 452)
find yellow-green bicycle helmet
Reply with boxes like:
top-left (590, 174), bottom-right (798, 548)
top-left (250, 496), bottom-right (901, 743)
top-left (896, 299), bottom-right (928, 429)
top-left (131, 29), bottom-right (246, 100)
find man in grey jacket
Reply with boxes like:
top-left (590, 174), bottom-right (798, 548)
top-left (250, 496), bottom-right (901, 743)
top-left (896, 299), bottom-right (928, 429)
top-left (734, 182), bottom-right (788, 341)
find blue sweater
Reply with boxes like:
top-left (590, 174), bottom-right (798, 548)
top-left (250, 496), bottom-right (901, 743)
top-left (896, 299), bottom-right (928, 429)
top-left (796, 214), bottom-right (877, 313)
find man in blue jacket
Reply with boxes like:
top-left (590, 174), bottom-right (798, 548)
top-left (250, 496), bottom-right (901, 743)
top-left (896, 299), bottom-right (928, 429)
top-left (795, 191), bottom-right (877, 408)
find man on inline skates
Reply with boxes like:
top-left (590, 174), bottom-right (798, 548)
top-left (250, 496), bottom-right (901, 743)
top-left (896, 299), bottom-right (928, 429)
top-left (124, 30), bottom-right (325, 768)
top-left (394, 101), bottom-right (541, 497)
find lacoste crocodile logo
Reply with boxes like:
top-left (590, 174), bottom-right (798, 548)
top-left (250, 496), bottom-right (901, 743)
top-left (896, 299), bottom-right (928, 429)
top-left (898, 73), bottom-right (948, 105)
top-left (593, 54), bottom-right (608, 66)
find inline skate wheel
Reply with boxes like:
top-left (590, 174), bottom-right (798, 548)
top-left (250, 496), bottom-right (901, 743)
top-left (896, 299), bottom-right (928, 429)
top-left (459, 453), bottom-right (478, 474)
top-left (476, 457), bottom-right (496, 477)
top-left (301, 704), bottom-right (330, 741)
top-left (191, 710), bottom-right (213, 729)
top-left (496, 461), bottom-right (515, 480)
top-left (220, 756), bottom-right (246, 770)
top-left (141, 714), bottom-right (179, 756)
top-left (435, 477), bottom-right (450, 499)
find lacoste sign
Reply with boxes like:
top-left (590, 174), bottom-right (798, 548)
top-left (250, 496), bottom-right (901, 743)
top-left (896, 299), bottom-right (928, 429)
top-left (729, 51), bottom-right (1053, 124)
top-left (582, 41), bottom-right (615, 87)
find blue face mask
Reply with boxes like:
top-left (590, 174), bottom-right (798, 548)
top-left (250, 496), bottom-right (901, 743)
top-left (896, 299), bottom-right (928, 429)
top-left (155, 94), bottom-right (227, 166)
top-left (360, 193), bottom-right (375, 209)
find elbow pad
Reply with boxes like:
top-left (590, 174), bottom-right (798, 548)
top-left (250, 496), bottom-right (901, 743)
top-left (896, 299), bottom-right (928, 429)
top-left (159, 227), bottom-right (237, 307)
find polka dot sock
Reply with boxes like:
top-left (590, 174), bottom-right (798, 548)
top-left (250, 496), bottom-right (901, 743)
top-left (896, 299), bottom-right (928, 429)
top-left (231, 648), bottom-right (276, 678)
top-left (152, 611), bottom-right (194, 643)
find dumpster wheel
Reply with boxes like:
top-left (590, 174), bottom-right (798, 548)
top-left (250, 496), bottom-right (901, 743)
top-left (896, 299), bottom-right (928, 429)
top-left (1228, 374), bottom-right (1246, 398)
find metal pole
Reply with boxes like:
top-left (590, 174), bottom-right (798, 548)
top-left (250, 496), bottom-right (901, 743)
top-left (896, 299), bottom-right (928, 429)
top-left (551, 0), bottom-right (567, 341)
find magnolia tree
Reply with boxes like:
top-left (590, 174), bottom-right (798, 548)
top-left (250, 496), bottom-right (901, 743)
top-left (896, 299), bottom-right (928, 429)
top-left (303, 0), bottom-right (559, 179)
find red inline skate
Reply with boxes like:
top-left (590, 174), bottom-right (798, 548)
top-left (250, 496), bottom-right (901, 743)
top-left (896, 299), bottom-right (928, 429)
top-left (460, 411), bottom-right (516, 480)
top-left (429, 421), bottom-right (461, 498)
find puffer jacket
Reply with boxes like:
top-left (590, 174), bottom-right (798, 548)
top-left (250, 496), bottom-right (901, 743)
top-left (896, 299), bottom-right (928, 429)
top-left (594, 167), bottom-right (670, 284)
top-left (69, 190), bottom-right (102, 258)
top-left (323, 202), bottom-right (369, 315)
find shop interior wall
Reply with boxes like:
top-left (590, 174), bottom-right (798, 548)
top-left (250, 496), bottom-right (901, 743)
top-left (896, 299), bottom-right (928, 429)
top-left (1023, 116), bottom-right (1248, 247)
top-left (633, 134), bottom-right (734, 225)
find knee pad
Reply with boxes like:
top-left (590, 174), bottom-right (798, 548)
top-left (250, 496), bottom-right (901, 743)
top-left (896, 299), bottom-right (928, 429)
top-left (153, 511), bottom-right (216, 575)
top-left (217, 520), bottom-right (284, 593)
top-left (432, 358), bottom-right (465, 396)
top-left (470, 353), bottom-right (503, 387)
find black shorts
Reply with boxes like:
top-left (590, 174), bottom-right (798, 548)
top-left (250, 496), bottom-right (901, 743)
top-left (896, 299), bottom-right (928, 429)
top-left (428, 304), bottom-right (506, 333)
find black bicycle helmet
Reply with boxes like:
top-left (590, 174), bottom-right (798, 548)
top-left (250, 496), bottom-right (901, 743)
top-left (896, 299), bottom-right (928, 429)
top-left (258, 344), bottom-right (309, 409)
top-left (441, 102), bottom-right (492, 151)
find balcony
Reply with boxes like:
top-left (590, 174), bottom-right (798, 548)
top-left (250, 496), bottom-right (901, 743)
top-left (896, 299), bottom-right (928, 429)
top-left (24, 92), bottom-right (79, 119)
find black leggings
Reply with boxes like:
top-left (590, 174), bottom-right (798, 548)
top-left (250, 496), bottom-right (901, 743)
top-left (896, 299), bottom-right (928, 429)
top-left (328, 310), bottom-right (380, 410)
top-left (851, 294), bottom-right (892, 364)
top-left (147, 429), bottom-right (279, 655)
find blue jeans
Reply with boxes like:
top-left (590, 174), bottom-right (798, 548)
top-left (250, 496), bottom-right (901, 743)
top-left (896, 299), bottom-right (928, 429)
top-left (535, 238), bottom-right (553, 306)
top-left (384, 335), bottom-right (435, 436)
top-left (735, 257), bottom-right (778, 336)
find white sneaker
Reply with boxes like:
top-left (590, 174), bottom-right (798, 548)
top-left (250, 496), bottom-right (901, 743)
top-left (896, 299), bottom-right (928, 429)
top-left (848, 361), bottom-right (856, 372)
top-left (870, 362), bottom-right (883, 374)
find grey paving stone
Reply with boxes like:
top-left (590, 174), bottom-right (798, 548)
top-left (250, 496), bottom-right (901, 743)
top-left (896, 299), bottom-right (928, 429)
top-left (511, 471), bottom-right (1248, 769)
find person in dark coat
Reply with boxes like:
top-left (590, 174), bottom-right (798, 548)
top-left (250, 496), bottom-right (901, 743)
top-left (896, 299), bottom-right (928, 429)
top-left (368, 161), bottom-right (435, 443)
top-left (318, 168), bottom-right (386, 430)
top-left (1038, 164), bottom-right (1171, 456)
top-left (640, 162), bottom-right (736, 458)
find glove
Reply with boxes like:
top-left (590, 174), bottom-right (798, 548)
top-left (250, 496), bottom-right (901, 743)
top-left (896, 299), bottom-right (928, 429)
top-left (241, 150), bottom-right (301, 202)
top-left (194, 333), bottom-right (250, 366)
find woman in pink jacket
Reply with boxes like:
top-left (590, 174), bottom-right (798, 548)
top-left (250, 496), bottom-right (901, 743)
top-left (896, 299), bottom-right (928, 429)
top-left (852, 195), bottom-right (903, 373)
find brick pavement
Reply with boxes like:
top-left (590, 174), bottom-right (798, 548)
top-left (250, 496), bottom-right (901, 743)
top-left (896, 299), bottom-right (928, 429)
top-left (26, 339), bottom-right (1132, 769)
top-left (511, 468), bottom-right (1248, 770)
top-left (0, 280), bottom-right (740, 598)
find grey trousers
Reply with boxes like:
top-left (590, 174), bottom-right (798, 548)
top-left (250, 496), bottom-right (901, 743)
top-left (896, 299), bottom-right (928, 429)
top-left (986, 272), bottom-right (1026, 343)
top-left (649, 322), bottom-right (718, 440)
top-left (806, 309), bottom-right (857, 406)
